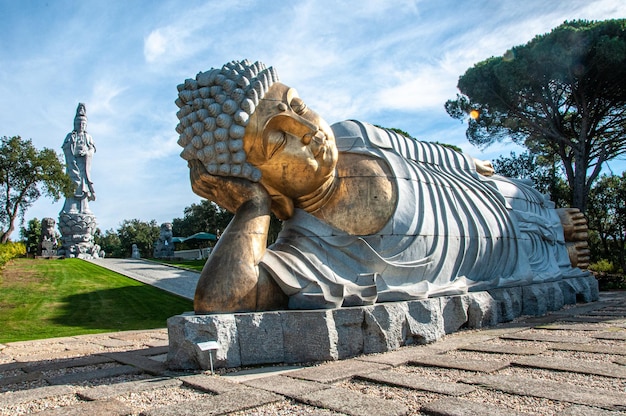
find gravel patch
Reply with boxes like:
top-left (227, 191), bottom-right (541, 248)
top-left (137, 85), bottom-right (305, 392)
top-left (0, 393), bottom-right (81, 416)
top-left (226, 399), bottom-right (348, 415)
top-left (116, 385), bottom-right (212, 415)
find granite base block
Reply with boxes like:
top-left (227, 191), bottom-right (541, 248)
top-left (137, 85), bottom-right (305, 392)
top-left (167, 275), bottom-right (598, 370)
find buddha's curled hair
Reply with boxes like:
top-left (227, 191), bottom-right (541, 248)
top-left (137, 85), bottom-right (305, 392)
top-left (175, 59), bottom-right (279, 182)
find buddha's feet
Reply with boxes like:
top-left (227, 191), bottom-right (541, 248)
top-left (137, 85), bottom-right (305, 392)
top-left (557, 208), bottom-right (590, 269)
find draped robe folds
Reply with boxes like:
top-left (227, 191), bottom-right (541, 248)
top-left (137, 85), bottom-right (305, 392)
top-left (260, 120), bottom-right (581, 309)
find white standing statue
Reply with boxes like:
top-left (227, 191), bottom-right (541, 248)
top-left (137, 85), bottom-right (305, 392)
top-left (58, 103), bottom-right (100, 259)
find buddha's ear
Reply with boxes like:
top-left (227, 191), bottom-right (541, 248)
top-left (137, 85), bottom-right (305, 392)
top-left (263, 184), bottom-right (294, 220)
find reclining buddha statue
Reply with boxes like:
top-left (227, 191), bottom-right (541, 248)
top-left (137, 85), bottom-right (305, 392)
top-left (175, 60), bottom-right (589, 314)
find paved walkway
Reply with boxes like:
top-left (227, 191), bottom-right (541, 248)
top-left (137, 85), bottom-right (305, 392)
top-left (84, 258), bottom-right (199, 300)
top-left (0, 288), bottom-right (624, 415)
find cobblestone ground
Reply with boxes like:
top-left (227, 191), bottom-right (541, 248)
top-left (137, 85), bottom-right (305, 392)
top-left (0, 292), bottom-right (625, 416)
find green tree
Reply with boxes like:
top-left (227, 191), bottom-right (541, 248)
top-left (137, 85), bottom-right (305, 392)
top-left (95, 228), bottom-right (123, 258)
top-left (491, 151), bottom-right (569, 207)
top-left (446, 19), bottom-right (626, 212)
top-left (117, 219), bottom-right (160, 258)
top-left (172, 200), bottom-right (232, 239)
top-left (0, 136), bottom-right (73, 243)
top-left (587, 173), bottom-right (626, 273)
top-left (19, 218), bottom-right (41, 256)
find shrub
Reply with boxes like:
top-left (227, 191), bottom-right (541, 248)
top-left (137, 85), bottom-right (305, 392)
top-left (588, 258), bottom-right (616, 273)
top-left (0, 242), bottom-right (26, 268)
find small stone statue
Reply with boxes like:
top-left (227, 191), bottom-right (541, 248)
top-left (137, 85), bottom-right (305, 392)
top-left (176, 60), bottom-right (590, 314)
top-left (38, 217), bottom-right (58, 257)
top-left (131, 244), bottom-right (141, 259)
top-left (153, 223), bottom-right (175, 258)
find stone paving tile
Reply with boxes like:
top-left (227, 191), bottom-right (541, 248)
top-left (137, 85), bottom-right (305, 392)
top-left (512, 355), bottom-right (626, 378)
top-left (459, 342), bottom-right (546, 356)
top-left (613, 357), bottom-right (626, 366)
top-left (179, 373), bottom-right (249, 394)
top-left (0, 385), bottom-right (74, 406)
top-left (140, 387), bottom-right (282, 416)
top-left (221, 365), bottom-right (304, 383)
top-left (464, 374), bottom-right (626, 411)
top-left (585, 310), bottom-right (626, 317)
top-left (101, 351), bottom-right (169, 375)
top-left (45, 364), bottom-right (141, 385)
top-left (535, 323), bottom-right (607, 331)
top-left (560, 404), bottom-right (626, 416)
top-left (356, 346), bottom-right (433, 366)
top-left (356, 369), bottom-right (476, 396)
top-left (133, 346), bottom-right (170, 356)
top-left (420, 396), bottom-right (530, 416)
top-left (548, 342), bottom-right (626, 356)
top-left (500, 331), bottom-right (593, 344)
top-left (0, 361), bottom-right (26, 372)
top-left (78, 377), bottom-right (182, 400)
top-left (243, 374), bottom-right (330, 398)
top-left (408, 354), bottom-right (510, 373)
top-left (592, 331), bottom-right (626, 341)
top-left (23, 354), bottom-right (113, 373)
top-left (298, 386), bottom-right (409, 416)
top-left (288, 359), bottom-right (391, 383)
top-left (560, 316), bottom-right (626, 324)
top-left (0, 370), bottom-right (43, 386)
top-left (31, 398), bottom-right (131, 416)
top-left (88, 337), bottom-right (136, 348)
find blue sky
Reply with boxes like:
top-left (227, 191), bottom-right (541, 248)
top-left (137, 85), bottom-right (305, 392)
top-left (1, 0), bottom-right (625, 234)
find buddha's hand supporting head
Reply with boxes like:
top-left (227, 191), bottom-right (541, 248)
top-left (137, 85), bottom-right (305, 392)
top-left (189, 159), bottom-right (270, 214)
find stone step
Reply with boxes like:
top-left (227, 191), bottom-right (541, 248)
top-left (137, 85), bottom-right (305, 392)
top-left (179, 374), bottom-right (249, 394)
top-left (548, 342), bottom-right (626, 356)
top-left (357, 369), bottom-right (476, 396)
top-left (592, 331), bottom-right (626, 341)
top-left (243, 374), bottom-right (330, 398)
top-left (408, 355), bottom-right (510, 373)
top-left (288, 359), bottom-right (390, 383)
top-left (297, 386), bottom-right (409, 416)
top-left (23, 354), bottom-right (113, 373)
top-left (459, 342), bottom-right (546, 356)
top-left (31, 398), bottom-right (131, 416)
top-left (500, 331), bottom-right (593, 344)
top-left (45, 364), bottom-right (141, 385)
top-left (78, 377), bottom-right (182, 400)
top-left (101, 351), bottom-right (169, 375)
top-left (420, 397), bottom-right (530, 416)
top-left (0, 385), bottom-right (74, 406)
top-left (512, 355), bottom-right (626, 378)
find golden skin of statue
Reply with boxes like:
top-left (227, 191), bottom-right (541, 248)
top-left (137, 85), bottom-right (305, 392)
top-left (190, 82), bottom-right (398, 313)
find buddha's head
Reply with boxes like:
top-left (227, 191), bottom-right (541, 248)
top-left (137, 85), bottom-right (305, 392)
top-left (176, 60), bottom-right (338, 217)
top-left (74, 103), bottom-right (87, 133)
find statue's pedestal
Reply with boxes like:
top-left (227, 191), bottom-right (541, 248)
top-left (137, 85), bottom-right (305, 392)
top-left (167, 274), bottom-right (598, 370)
top-left (58, 211), bottom-right (98, 259)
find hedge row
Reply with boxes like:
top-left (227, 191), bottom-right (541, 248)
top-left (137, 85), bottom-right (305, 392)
top-left (0, 242), bottom-right (26, 268)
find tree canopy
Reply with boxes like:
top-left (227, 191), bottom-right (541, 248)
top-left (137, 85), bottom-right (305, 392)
top-left (116, 219), bottom-right (160, 258)
top-left (445, 19), bottom-right (626, 212)
top-left (0, 136), bottom-right (73, 243)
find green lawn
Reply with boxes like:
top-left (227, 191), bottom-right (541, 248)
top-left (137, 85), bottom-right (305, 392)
top-left (151, 258), bottom-right (206, 272)
top-left (0, 258), bottom-right (193, 343)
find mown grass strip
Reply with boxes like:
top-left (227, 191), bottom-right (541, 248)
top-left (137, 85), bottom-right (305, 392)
top-left (0, 258), bottom-right (192, 342)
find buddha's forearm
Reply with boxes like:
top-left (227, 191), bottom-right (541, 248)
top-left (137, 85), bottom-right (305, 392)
top-left (194, 198), bottom-right (272, 313)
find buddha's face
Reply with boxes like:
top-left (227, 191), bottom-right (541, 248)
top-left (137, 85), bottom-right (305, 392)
top-left (244, 82), bottom-right (338, 199)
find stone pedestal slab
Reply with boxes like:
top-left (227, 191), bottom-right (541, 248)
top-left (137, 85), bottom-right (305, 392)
top-left (167, 275), bottom-right (598, 370)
